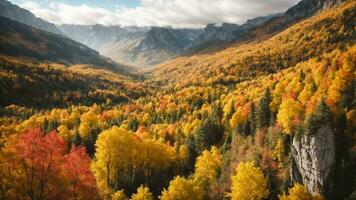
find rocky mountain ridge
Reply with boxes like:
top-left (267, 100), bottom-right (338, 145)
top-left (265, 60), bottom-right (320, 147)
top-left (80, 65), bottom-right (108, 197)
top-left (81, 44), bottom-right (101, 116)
top-left (185, 14), bottom-right (280, 54)
top-left (59, 24), bottom-right (203, 66)
top-left (0, 0), bottom-right (63, 35)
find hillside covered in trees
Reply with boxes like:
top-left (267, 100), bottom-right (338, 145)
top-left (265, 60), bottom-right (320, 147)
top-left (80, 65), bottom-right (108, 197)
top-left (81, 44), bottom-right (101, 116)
top-left (0, 0), bottom-right (355, 200)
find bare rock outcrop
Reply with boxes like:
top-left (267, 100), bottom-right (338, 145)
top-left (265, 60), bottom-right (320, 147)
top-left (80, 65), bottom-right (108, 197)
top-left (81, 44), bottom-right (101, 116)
top-left (291, 126), bottom-right (335, 195)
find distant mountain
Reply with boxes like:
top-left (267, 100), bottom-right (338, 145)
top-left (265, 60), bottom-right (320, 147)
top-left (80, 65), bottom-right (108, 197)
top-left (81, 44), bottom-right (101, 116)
top-left (250, 0), bottom-right (345, 37)
top-left (61, 26), bottom-right (202, 67)
top-left (58, 24), bottom-right (132, 50)
top-left (0, 16), bottom-right (130, 74)
top-left (185, 0), bottom-right (345, 54)
top-left (150, 0), bottom-right (354, 88)
top-left (100, 27), bottom-right (203, 67)
top-left (0, 0), bottom-right (63, 35)
top-left (60, 24), bottom-right (194, 67)
top-left (185, 14), bottom-right (280, 54)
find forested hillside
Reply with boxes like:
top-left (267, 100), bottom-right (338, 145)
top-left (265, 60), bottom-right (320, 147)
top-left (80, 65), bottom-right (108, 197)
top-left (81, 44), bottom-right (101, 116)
top-left (0, 16), bottom-right (133, 74)
top-left (0, 56), bottom-right (149, 108)
top-left (149, 1), bottom-right (355, 88)
top-left (0, 0), bottom-right (355, 200)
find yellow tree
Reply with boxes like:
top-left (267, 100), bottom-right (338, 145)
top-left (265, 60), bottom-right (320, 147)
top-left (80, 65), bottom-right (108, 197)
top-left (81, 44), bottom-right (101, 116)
top-left (91, 126), bottom-right (137, 197)
top-left (193, 146), bottom-right (222, 188)
top-left (279, 183), bottom-right (324, 200)
top-left (229, 161), bottom-right (269, 200)
top-left (130, 185), bottom-right (153, 200)
top-left (229, 108), bottom-right (245, 131)
top-left (298, 83), bottom-right (315, 105)
top-left (57, 124), bottom-right (72, 142)
top-left (112, 190), bottom-right (128, 200)
top-left (272, 138), bottom-right (285, 167)
top-left (277, 98), bottom-right (304, 134)
top-left (327, 55), bottom-right (354, 110)
top-left (160, 176), bottom-right (203, 200)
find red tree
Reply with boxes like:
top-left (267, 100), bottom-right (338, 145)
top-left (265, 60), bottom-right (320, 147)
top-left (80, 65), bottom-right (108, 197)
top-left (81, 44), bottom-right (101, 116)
top-left (1, 128), bottom-right (98, 200)
top-left (62, 146), bottom-right (98, 200)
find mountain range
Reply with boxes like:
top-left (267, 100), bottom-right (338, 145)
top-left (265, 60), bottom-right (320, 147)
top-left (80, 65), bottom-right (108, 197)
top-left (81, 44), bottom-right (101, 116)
top-left (0, 0), bottom-right (345, 67)
top-left (0, 0), bottom-right (355, 199)
top-left (59, 25), bottom-right (203, 67)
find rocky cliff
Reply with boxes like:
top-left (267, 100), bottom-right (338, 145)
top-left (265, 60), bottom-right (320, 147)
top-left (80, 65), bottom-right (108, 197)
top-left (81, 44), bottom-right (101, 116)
top-left (185, 14), bottom-right (277, 54)
top-left (291, 126), bottom-right (336, 195)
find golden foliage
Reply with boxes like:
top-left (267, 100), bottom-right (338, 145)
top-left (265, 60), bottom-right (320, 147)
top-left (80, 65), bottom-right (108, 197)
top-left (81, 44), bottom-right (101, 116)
top-left (130, 186), bottom-right (153, 200)
top-left (279, 183), bottom-right (324, 200)
top-left (229, 161), bottom-right (269, 200)
top-left (160, 176), bottom-right (203, 200)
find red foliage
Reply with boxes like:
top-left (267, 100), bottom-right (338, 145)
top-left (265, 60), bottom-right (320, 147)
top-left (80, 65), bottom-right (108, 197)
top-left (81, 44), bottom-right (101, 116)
top-left (3, 128), bottom-right (98, 200)
top-left (10, 128), bottom-right (66, 200)
top-left (62, 145), bottom-right (98, 200)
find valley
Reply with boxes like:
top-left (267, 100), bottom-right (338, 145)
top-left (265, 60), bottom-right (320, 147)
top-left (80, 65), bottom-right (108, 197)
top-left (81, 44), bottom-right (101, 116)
top-left (0, 0), bottom-right (355, 200)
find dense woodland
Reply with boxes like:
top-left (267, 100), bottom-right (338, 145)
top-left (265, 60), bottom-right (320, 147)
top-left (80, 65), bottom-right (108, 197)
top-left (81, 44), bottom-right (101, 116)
top-left (0, 1), bottom-right (355, 200)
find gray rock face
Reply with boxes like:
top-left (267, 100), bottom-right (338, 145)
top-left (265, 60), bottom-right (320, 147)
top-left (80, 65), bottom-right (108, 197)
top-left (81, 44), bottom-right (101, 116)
top-left (291, 126), bottom-right (335, 195)
top-left (185, 14), bottom-right (277, 54)
top-left (0, 0), bottom-right (62, 35)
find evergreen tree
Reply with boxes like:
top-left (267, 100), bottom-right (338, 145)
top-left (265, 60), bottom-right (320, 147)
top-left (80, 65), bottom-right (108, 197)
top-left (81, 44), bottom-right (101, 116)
top-left (128, 117), bottom-right (139, 132)
top-left (73, 133), bottom-right (82, 147)
top-left (257, 88), bottom-right (271, 129)
top-left (86, 127), bottom-right (100, 157)
top-left (195, 119), bottom-right (223, 154)
top-left (247, 103), bottom-right (257, 135)
top-left (186, 134), bottom-right (197, 173)
top-left (194, 122), bottom-right (209, 154)
top-left (305, 99), bottom-right (332, 135)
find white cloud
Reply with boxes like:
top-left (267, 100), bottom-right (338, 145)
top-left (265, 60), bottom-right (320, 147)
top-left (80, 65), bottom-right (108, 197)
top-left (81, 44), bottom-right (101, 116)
top-left (19, 0), bottom-right (300, 28)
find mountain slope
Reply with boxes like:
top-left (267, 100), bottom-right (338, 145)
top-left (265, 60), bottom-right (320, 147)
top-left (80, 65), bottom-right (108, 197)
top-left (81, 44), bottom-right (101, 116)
top-left (0, 0), bottom-right (62, 35)
top-left (100, 27), bottom-right (203, 67)
top-left (0, 0), bottom-right (355, 199)
top-left (250, 0), bottom-right (345, 38)
top-left (184, 0), bottom-right (345, 55)
top-left (60, 24), bottom-right (202, 67)
top-left (0, 16), bottom-right (132, 74)
top-left (149, 0), bottom-right (355, 88)
top-left (185, 14), bottom-right (280, 54)
top-left (0, 56), bottom-right (151, 108)
top-left (58, 24), bottom-right (132, 50)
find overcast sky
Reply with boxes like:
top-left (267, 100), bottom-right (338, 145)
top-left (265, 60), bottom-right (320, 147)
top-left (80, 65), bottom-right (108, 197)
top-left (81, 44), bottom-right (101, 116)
top-left (10, 0), bottom-right (300, 28)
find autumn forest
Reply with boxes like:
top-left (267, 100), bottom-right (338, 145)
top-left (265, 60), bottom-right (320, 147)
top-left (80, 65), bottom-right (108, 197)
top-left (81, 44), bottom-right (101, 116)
top-left (0, 0), bottom-right (355, 200)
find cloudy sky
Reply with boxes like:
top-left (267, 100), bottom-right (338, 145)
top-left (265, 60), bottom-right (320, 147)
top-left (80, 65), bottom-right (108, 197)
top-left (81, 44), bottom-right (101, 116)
top-left (9, 0), bottom-right (300, 28)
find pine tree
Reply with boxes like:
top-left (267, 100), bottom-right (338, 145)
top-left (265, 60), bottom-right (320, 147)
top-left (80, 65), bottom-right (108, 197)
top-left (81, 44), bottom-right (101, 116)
top-left (86, 127), bottom-right (99, 157)
top-left (194, 121), bottom-right (209, 154)
top-left (195, 119), bottom-right (223, 154)
top-left (257, 88), bottom-right (271, 129)
top-left (186, 134), bottom-right (197, 173)
top-left (305, 99), bottom-right (332, 135)
top-left (73, 133), bottom-right (82, 147)
top-left (247, 103), bottom-right (257, 135)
